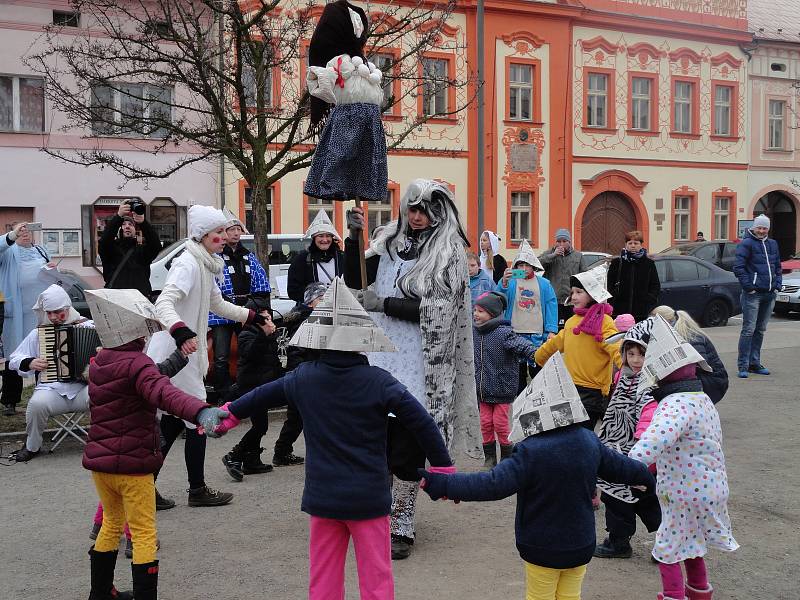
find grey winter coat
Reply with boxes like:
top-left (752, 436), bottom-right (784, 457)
top-left (539, 249), bottom-right (587, 302)
top-left (474, 318), bottom-right (539, 403)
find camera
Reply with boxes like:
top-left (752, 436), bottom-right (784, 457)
top-left (125, 199), bottom-right (146, 216)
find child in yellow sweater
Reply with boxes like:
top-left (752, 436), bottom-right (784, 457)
top-left (534, 266), bottom-right (620, 429)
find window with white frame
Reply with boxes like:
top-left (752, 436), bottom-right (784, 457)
top-left (510, 191), bottom-right (531, 242)
top-left (673, 195), bottom-right (691, 241)
top-left (368, 190), bottom-right (394, 235)
top-left (243, 186), bottom-right (273, 233)
top-left (673, 81), bottom-right (693, 133)
top-left (630, 77), bottom-right (652, 131)
top-left (0, 75), bottom-right (44, 133)
top-left (372, 53), bottom-right (394, 109)
top-left (242, 42), bottom-right (273, 108)
top-left (422, 58), bottom-right (449, 116)
top-left (43, 229), bottom-right (81, 257)
top-left (307, 198), bottom-right (335, 230)
top-left (713, 196), bottom-right (730, 240)
top-left (768, 99), bottom-right (786, 150)
top-left (713, 86), bottom-right (732, 136)
top-left (586, 73), bottom-right (608, 128)
top-left (90, 83), bottom-right (173, 138)
top-left (509, 63), bottom-right (533, 121)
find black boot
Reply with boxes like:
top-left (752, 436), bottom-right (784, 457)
top-left (482, 443), bottom-right (497, 470)
top-left (131, 560), bottom-right (159, 600)
top-left (499, 444), bottom-right (514, 461)
top-left (242, 448), bottom-right (274, 475)
top-left (221, 444), bottom-right (245, 481)
top-left (593, 534), bottom-right (633, 558)
top-left (390, 535), bottom-right (414, 560)
top-left (88, 547), bottom-right (133, 600)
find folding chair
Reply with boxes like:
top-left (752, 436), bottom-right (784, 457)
top-left (50, 411), bottom-right (89, 452)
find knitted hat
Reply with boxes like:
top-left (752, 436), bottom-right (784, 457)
top-left (222, 207), bottom-right (248, 234)
top-left (554, 228), bottom-right (571, 242)
top-left (303, 281), bottom-right (329, 305)
top-left (32, 284), bottom-right (81, 325)
top-left (188, 205), bottom-right (228, 242)
top-left (753, 214), bottom-right (770, 229)
top-left (474, 291), bottom-right (507, 318)
top-left (614, 314), bottom-right (636, 332)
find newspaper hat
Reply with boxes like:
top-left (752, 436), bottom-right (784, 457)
top-left (571, 263), bottom-right (611, 303)
top-left (508, 352), bottom-right (589, 443)
top-left (32, 284), bottom-right (81, 325)
top-left (513, 239), bottom-right (544, 272)
top-left (84, 288), bottom-right (164, 348)
top-left (289, 277), bottom-right (396, 352)
top-left (305, 209), bottom-right (342, 243)
top-left (639, 314), bottom-right (711, 392)
top-left (222, 207), bottom-right (248, 234)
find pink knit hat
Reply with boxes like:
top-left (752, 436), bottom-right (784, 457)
top-left (614, 314), bottom-right (636, 332)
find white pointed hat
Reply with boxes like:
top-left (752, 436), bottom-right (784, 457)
top-left (32, 284), bottom-right (81, 325)
top-left (222, 207), bottom-right (248, 234)
top-left (84, 288), bottom-right (164, 348)
top-left (513, 239), bottom-right (544, 272)
top-left (305, 209), bottom-right (342, 242)
top-left (508, 352), bottom-right (589, 443)
top-left (639, 314), bottom-right (711, 392)
top-left (289, 277), bottom-right (396, 352)
top-left (571, 263), bottom-right (611, 303)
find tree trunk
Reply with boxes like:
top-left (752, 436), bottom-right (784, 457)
top-left (249, 178), bottom-right (272, 271)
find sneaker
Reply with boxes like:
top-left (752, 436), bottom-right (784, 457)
top-left (391, 535), bottom-right (414, 560)
top-left (2, 405), bottom-right (15, 416)
top-left (272, 453), bottom-right (305, 467)
top-left (155, 489), bottom-right (176, 511)
top-left (188, 485), bottom-right (233, 507)
top-left (242, 448), bottom-right (274, 475)
top-left (593, 536), bottom-right (633, 558)
top-left (749, 365), bottom-right (770, 375)
top-left (737, 371), bottom-right (749, 379)
top-left (13, 447), bottom-right (39, 462)
top-left (221, 451), bottom-right (245, 482)
top-left (89, 522), bottom-right (102, 540)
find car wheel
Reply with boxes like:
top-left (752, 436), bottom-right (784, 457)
top-left (703, 299), bottom-right (730, 327)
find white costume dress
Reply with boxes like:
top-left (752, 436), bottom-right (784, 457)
top-left (629, 391), bottom-right (739, 563)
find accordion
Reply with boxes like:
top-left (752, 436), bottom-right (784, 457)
top-left (38, 325), bottom-right (101, 383)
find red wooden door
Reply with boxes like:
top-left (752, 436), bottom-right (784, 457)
top-left (580, 192), bottom-right (637, 254)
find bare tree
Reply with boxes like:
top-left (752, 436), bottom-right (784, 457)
top-left (27, 0), bottom-right (476, 263)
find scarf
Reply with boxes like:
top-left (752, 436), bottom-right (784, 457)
top-left (473, 314), bottom-right (506, 333)
top-left (572, 302), bottom-right (613, 341)
top-left (185, 240), bottom-right (225, 375)
top-left (652, 378), bottom-right (703, 402)
top-left (621, 247), bottom-right (647, 262)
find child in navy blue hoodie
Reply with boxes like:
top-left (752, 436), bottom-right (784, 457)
top-left (213, 280), bottom-right (453, 600)
top-left (420, 353), bottom-right (654, 600)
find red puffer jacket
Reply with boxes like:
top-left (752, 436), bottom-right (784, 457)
top-left (82, 339), bottom-right (208, 475)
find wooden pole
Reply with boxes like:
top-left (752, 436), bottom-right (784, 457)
top-left (354, 198), bottom-right (368, 289)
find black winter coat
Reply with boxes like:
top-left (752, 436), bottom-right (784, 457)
top-left (98, 215), bottom-right (162, 297)
top-left (689, 336), bottom-right (728, 404)
top-left (235, 324), bottom-right (283, 394)
top-left (607, 256), bottom-right (660, 322)
top-left (286, 244), bottom-right (345, 303)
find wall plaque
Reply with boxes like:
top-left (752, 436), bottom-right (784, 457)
top-left (510, 143), bottom-right (538, 173)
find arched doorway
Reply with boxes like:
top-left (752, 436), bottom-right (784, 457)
top-left (580, 192), bottom-right (637, 254)
top-left (754, 191), bottom-right (797, 259)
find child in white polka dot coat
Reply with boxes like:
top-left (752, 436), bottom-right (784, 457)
top-left (630, 363), bottom-right (738, 600)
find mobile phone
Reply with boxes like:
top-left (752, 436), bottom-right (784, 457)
top-left (26, 222), bottom-right (42, 232)
top-left (511, 269), bottom-right (527, 279)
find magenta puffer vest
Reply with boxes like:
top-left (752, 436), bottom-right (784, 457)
top-left (82, 340), bottom-right (208, 475)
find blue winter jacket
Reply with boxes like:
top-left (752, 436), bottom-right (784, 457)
top-left (474, 319), bottom-right (538, 403)
top-left (469, 271), bottom-right (495, 305)
top-left (733, 230), bottom-right (782, 293)
top-left (494, 275), bottom-right (558, 349)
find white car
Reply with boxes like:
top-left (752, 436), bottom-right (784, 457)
top-left (775, 272), bottom-right (800, 316)
top-left (149, 234), bottom-right (307, 317)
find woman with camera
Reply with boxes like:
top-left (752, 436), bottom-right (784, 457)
top-left (98, 201), bottom-right (162, 298)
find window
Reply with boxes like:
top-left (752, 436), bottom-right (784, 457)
top-left (43, 230), bottom-right (81, 257)
top-left (510, 191), bottom-right (531, 242)
top-left (0, 75), bottom-right (45, 133)
top-left (509, 63), bottom-right (533, 121)
top-left (630, 77), bottom-right (652, 131)
top-left (671, 259), bottom-right (699, 282)
top-left (713, 196), bottom-right (731, 240)
top-left (372, 54), bottom-right (395, 109)
top-left (53, 10), bottom-right (80, 27)
top-left (422, 58), bottom-right (448, 116)
top-left (242, 43), bottom-right (273, 108)
top-left (655, 260), bottom-right (668, 282)
top-left (694, 245), bottom-right (718, 263)
top-left (367, 191), bottom-right (394, 235)
top-left (722, 242), bottom-right (737, 260)
top-left (90, 83), bottom-right (173, 138)
top-left (674, 81), bottom-right (693, 133)
top-left (243, 187), bottom-right (273, 234)
top-left (673, 195), bottom-right (691, 241)
top-left (586, 73), bottom-right (608, 128)
top-left (768, 99), bottom-right (785, 149)
top-left (306, 198), bottom-right (335, 230)
top-left (713, 86), bottom-right (732, 136)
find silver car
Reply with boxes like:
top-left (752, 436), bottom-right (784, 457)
top-left (774, 273), bottom-right (800, 316)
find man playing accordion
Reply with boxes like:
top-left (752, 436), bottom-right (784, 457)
top-left (8, 284), bottom-right (95, 462)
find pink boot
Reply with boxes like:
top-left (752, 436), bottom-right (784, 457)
top-left (657, 595), bottom-right (686, 600)
top-left (685, 583), bottom-right (713, 600)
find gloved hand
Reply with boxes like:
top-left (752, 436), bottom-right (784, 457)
top-left (418, 468), bottom-right (456, 502)
top-left (356, 289), bottom-right (385, 313)
top-left (346, 208), bottom-right (365, 239)
top-left (170, 323), bottom-right (197, 347)
top-left (196, 407), bottom-right (230, 438)
top-left (212, 402), bottom-right (241, 435)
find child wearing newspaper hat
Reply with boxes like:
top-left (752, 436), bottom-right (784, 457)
top-left (629, 316), bottom-right (737, 600)
top-left (419, 354), bottom-right (655, 600)
top-left (534, 265), bottom-right (621, 428)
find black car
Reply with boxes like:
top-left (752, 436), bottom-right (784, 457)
top-left (653, 255), bottom-right (742, 327)
top-left (658, 241), bottom-right (738, 271)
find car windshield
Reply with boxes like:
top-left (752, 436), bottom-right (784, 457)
top-left (659, 244), bottom-right (698, 256)
top-left (154, 239), bottom-right (184, 262)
